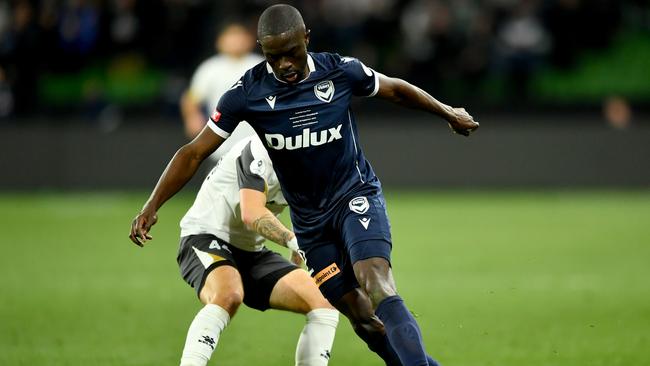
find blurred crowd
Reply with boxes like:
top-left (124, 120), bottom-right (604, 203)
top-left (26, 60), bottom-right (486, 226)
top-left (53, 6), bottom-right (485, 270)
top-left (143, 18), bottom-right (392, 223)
top-left (0, 0), bottom-right (648, 120)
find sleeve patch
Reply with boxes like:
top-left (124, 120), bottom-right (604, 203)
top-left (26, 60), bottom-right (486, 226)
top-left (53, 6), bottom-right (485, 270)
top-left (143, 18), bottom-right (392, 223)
top-left (249, 158), bottom-right (266, 176)
top-left (211, 110), bottom-right (221, 122)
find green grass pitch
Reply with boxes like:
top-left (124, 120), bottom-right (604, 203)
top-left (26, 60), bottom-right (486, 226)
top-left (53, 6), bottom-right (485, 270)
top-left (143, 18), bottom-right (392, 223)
top-left (1, 190), bottom-right (648, 365)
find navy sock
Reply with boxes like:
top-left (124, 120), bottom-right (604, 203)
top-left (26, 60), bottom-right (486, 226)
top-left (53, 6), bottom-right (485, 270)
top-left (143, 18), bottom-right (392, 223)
top-left (375, 295), bottom-right (429, 366)
top-left (371, 331), bottom-right (440, 366)
top-left (365, 333), bottom-right (402, 366)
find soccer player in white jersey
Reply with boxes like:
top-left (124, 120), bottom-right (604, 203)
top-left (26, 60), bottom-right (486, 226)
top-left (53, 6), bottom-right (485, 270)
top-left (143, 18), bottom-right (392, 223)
top-left (131, 4), bottom-right (478, 366)
top-left (180, 22), bottom-right (263, 162)
top-left (167, 134), bottom-right (337, 366)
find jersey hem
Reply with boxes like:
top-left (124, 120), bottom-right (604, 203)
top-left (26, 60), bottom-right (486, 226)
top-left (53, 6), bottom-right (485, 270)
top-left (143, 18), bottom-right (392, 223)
top-left (180, 229), bottom-right (265, 252)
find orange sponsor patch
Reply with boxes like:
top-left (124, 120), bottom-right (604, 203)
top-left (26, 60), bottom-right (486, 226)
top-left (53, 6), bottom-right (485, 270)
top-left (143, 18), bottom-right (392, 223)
top-left (314, 263), bottom-right (341, 287)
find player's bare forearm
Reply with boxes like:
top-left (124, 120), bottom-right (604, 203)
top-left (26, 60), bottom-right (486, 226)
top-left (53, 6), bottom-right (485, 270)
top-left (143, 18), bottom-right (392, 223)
top-left (250, 211), bottom-right (295, 247)
top-left (377, 75), bottom-right (452, 118)
top-left (375, 73), bottom-right (479, 136)
top-left (142, 145), bottom-right (205, 212)
top-left (130, 146), bottom-right (204, 246)
top-left (240, 188), bottom-right (297, 249)
top-left (129, 127), bottom-right (224, 246)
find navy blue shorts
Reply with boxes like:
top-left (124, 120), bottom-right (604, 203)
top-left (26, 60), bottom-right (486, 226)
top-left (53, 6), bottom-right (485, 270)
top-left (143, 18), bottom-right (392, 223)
top-left (292, 189), bottom-right (393, 304)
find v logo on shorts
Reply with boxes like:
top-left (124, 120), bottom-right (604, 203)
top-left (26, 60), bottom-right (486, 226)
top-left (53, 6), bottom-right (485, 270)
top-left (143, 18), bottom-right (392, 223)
top-left (192, 246), bottom-right (226, 269)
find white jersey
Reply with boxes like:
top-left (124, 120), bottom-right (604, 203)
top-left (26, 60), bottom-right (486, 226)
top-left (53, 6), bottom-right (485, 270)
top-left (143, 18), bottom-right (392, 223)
top-left (190, 53), bottom-right (264, 112)
top-left (180, 135), bottom-right (287, 252)
top-left (189, 53), bottom-right (264, 162)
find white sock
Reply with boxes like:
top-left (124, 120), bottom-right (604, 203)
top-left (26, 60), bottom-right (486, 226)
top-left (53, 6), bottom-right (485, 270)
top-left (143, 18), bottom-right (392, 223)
top-left (295, 308), bottom-right (339, 366)
top-left (180, 304), bottom-right (231, 366)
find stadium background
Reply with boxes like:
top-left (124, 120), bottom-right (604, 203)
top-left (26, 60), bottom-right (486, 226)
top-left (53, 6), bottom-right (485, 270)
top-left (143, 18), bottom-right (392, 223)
top-left (1, 0), bottom-right (648, 365)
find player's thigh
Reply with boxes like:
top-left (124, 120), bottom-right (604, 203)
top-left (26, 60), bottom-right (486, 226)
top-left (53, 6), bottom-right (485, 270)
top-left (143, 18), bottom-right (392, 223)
top-left (300, 241), bottom-right (360, 305)
top-left (236, 248), bottom-right (298, 311)
top-left (269, 268), bottom-right (334, 314)
top-left (199, 265), bottom-right (244, 306)
top-left (351, 256), bottom-right (397, 306)
top-left (177, 234), bottom-right (242, 303)
top-left (340, 194), bottom-right (393, 265)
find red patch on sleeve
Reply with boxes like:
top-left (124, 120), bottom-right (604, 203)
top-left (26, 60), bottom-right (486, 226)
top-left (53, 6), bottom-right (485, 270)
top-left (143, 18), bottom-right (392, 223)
top-left (211, 110), bottom-right (221, 122)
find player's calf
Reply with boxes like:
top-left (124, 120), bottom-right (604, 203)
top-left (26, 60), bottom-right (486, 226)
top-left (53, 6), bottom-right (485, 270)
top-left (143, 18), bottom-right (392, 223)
top-left (352, 256), bottom-right (431, 365)
top-left (269, 269), bottom-right (338, 365)
top-left (335, 288), bottom-right (403, 365)
top-left (180, 304), bottom-right (231, 366)
top-left (180, 266), bottom-right (243, 366)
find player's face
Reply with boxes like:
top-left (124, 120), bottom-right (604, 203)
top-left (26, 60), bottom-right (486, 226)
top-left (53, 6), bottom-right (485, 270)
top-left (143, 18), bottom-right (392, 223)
top-left (259, 29), bottom-right (310, 84)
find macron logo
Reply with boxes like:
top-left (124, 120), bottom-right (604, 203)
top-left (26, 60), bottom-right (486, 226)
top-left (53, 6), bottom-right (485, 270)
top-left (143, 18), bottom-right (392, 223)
top-left (265, 124), bottom-right (342, 150)
top-left (265, 95), bottom-right (276, 109)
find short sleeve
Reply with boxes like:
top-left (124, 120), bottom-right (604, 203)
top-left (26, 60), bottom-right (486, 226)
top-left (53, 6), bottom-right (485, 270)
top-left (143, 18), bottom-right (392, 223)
top-left (236, 138), bottom-right (274, 193)
top-left (206, 80), bottom-right (246, 139)
top-left (340, 56), bottom-right (379, 97)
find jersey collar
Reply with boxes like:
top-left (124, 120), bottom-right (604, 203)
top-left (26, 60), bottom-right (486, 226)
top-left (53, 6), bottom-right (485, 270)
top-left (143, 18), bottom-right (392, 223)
top-left (266, 54), bottom-right (315, 84)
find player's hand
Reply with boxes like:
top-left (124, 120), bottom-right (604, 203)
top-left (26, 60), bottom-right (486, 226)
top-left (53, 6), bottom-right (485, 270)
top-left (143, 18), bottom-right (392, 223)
top-left (129, 208), bottom-right (158, 247)
top-left (447, 107), bottom-right (479, 137)
top-left (290, 250), bottom-right (304, 266)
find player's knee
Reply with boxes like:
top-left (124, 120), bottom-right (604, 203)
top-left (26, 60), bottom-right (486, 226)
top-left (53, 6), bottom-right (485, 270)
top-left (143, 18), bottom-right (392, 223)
top-left (306, 296), bottom-right (335, 312)
top-left (206, 290), bottom-right (243, 315)
top-left (362, 281), bottom-right (397, 308)
top-left (354, 258), bottom-right (397, 308)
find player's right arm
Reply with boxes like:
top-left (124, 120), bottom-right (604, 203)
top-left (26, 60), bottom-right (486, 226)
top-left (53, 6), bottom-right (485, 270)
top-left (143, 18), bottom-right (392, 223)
top-left (129, 80), bottom-right (247, 247)
top-left (129, 127), bottom-right (225, 246)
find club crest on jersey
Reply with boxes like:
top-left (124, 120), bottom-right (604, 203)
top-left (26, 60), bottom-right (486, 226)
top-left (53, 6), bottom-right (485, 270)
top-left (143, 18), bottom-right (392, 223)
top-left (349, 196), bottom-right (369, 214)
top-left (314, 80), bottom-right (335, 103)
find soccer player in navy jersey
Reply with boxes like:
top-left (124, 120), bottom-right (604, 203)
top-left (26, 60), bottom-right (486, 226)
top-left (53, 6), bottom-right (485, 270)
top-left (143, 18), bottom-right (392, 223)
top-left (130, 4), bottom-right (478, 366)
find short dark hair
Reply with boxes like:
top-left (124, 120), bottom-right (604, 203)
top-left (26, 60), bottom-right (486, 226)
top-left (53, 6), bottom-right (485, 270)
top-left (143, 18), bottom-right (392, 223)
top-left (257, 4), bottom-right (305, 39)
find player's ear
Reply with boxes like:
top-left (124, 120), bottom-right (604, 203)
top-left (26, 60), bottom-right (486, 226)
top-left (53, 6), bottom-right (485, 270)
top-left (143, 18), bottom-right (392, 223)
top-left (304, 29), bottom-right (310, 47)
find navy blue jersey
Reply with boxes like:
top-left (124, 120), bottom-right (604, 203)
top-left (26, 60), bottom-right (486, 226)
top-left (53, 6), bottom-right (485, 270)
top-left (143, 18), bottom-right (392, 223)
top-left (207, 52), bottom-right (381, 226)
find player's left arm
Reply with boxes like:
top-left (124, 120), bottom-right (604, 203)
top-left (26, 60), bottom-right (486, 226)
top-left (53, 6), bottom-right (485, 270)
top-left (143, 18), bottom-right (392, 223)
top-left (236, 141), bottom-right (301, 263)
top-left (375, 73), bottom-right (479, 136)
top-left (240, 189), bottom-right (302, 265)
top-left (240, 189), bottom-right (298, 251)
